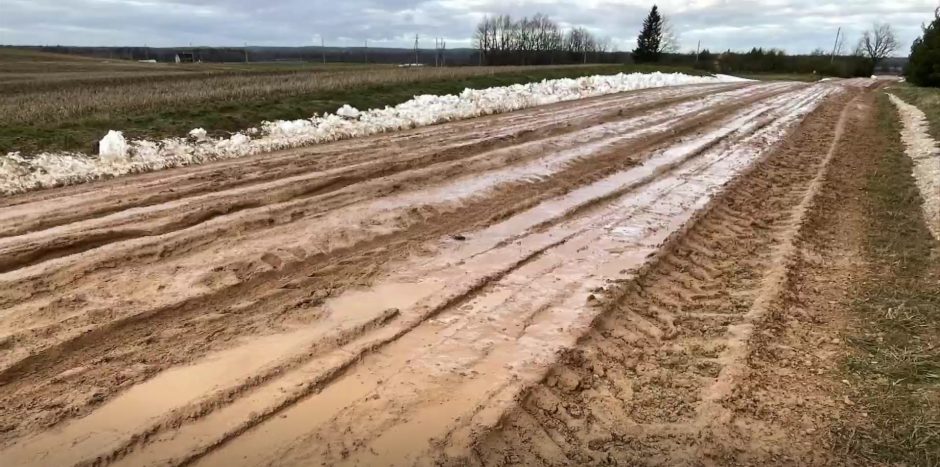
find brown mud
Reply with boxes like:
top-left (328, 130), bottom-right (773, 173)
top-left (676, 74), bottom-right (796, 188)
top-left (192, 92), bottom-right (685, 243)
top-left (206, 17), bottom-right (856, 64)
top-left (0, 79), bottom-right (887, 466)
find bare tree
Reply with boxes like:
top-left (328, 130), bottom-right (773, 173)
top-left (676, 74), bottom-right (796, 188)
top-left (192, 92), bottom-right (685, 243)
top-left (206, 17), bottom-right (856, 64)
top-left (474, 15), bottom-right (490, 65)
top-left (858, 23), bottom-right (899, 67)
top-left (659, 16), bottom-right (680, 53)
top-left (473, 13), bottom-right (607, 65)
top-left (566, 27), bottom-right (596, 63)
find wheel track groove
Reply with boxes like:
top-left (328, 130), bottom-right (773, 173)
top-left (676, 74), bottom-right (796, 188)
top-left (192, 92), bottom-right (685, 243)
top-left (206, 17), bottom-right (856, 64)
top-left (465, 87), bottom-right (860, 466)
top-left (0, 81), bottom-right (856, 466)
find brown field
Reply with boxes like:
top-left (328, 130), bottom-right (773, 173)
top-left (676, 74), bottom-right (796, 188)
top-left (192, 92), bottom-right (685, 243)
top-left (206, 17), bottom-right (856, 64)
top-left (1, 58), bottom-right (583, 126)
top-left (0, 60), bottom-right (571, 125)
top-left (2, 48), bottom-right (664, 154)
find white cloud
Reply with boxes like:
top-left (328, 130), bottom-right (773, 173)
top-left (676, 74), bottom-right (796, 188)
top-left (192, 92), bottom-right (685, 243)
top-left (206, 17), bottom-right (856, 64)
top-left (0, 0), bottom-right (932, 54)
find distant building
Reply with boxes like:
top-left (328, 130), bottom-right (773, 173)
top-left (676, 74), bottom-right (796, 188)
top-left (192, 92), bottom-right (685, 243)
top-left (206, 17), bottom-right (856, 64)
top-left (175, 53), bottom-right (195, 63)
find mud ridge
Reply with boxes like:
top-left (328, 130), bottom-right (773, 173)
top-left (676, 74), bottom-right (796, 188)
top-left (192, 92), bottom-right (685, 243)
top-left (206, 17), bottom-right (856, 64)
top-left (0, 85), bottom-right (744, 238)
top-left (464, 87), bottom-right (860, 466)
top-left (0, 81), bottom-right (870, 466)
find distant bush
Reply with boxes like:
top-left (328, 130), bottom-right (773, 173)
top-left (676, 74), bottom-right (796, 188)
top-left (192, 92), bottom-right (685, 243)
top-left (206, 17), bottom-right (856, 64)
top-left (907, 9), bottom-right (940, 87)
top-left (657, 48), bottom-right (871, 78)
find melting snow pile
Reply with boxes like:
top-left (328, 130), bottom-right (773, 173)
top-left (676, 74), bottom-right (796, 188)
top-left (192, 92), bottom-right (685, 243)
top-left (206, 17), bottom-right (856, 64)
top-left (888, 93), bottom-right (940, 240)
top-left (1, 72), bottom-right (747, 195)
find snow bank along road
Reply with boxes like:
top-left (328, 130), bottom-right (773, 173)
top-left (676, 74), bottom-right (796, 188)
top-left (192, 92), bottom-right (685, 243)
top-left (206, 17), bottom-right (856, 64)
top-left (888, 93), bottom-right (940, 240)
top-left (0, 79), bottom-right (875, 466)
top-left (0, 72), bottom-right (742, 195)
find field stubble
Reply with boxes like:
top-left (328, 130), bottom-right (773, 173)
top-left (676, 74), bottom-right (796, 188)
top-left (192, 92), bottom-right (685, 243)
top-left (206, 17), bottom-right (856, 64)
top-left (1, 51), bottom-right (684, 154)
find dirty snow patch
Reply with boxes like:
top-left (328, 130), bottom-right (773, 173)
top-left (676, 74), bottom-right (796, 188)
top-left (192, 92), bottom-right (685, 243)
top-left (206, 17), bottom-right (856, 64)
top-left (713, 74), bottom-right (753, 82)
top-left (888, 93), bottom-right (940, 240)
top-left (98, 131), bottom-right (128, 162)
top-left (1, 72), bottom-right (744, 195)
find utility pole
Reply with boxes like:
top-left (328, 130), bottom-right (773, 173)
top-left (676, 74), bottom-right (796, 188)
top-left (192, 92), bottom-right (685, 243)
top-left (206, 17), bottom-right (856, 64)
top-left (244, 42), bottom-right (248, 63)
top-left (364, 39), bottom-right (368, 63)
top-left (434, 38), bottom-right (439, 67)
top-left (414, 34), bottom-right (419, 65)
top-left (321, 36), bottom-right (326, 64)
top-left (829, 27), bottom-right (841, 64)
top-left (695, 40), bottom-right (701, 64)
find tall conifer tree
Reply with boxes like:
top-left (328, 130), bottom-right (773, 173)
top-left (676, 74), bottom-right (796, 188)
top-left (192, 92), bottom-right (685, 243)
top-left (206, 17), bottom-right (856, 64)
top-left (634, 5), bottom-right (664, 63)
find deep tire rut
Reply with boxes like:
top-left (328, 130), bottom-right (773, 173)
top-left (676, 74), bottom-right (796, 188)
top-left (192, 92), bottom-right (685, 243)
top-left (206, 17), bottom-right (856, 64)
top-left (0, 80), bottom-right (875, 466)
top-left (465, 88), bottom-right (861, 466)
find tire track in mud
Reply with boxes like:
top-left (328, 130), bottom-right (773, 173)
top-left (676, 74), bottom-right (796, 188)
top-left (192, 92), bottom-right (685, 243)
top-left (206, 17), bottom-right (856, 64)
top-left (0, 84), bottom-right (777, 277)
top-left (0, 81), bottom-right (857, 466)
top-left (181, 84), bottom-right (836, 467)
top-left (3, 84), bottom-right (784, 446)
top-left (0, 84), bottom-right (784, 320)
top-left (0, 83), bottom-right (746, 238)
top-left (4, 83), bottom-right (833, 466)
top-left (0, 84), bottom-right (798, 388)
top-left (465, 87), bottom-right (864, 466)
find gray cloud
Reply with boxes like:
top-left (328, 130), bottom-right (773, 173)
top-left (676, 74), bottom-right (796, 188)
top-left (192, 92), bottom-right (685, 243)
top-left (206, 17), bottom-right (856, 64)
top-left (0, 0), bottom-right (933, 54)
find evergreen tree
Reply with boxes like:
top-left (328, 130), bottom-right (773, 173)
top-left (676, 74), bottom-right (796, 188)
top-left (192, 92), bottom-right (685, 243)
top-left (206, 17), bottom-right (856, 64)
top-left (634, 5), bottom-right (664, 63)
top-left (907, 9), bottom-right (940, 87)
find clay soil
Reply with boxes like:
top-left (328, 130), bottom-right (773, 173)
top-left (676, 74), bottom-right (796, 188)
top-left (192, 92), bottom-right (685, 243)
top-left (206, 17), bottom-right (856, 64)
top-left (2, 78), bottom-right (927, 467)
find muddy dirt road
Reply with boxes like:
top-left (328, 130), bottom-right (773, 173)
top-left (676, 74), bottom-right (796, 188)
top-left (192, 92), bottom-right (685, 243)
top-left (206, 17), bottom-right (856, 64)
top-left (0, 79), bottom-right (878, 466)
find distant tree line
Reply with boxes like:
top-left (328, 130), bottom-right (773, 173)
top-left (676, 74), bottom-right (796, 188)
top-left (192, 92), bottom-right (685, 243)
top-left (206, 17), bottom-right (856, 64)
top-left (23, 45), bottom-right (487, 66)
top-left (473, 14), bottom-right (621, 65)
top-left (469, 5), bottom-right (887, 78)
top-left (688, 47), bottom-right (875, 77)
top-left (629, 4), bottom-right (881, 77)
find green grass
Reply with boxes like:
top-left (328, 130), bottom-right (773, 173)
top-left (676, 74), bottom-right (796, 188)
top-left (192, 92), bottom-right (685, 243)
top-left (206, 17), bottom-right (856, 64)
top-left (888, 84), bottom-right (940, 142)
top-left (0, 62), bottom-right (706, 155)
top-left (834, 93), bottom-right (940, 465)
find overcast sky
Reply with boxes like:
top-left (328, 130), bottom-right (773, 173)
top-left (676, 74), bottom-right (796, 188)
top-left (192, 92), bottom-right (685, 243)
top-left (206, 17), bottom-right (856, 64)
top-left (0, 0), bottom-right (934, 55)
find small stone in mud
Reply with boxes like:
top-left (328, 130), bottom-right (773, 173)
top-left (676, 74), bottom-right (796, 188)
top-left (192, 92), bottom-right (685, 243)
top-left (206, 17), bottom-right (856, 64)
top-left (451, 234), bottom-right (467, 241)
top-left (260, 252), bottom-right (283, 269)
top-left (87, 390), bottom-right (106, 405)
top-left (546, 374), bottom-right (558, 388)
top-left (567, 404), bottom-right (584, 418)
top-left (556, 369), bottom-right (581, 392)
